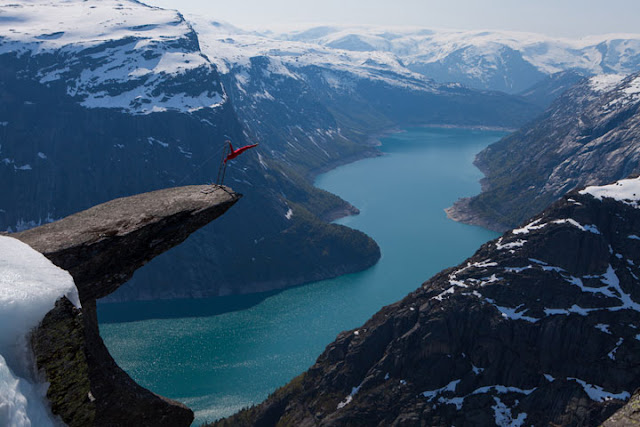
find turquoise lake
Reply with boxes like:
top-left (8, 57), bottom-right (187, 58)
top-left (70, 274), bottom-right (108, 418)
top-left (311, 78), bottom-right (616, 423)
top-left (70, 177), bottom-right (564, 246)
top-left (98, 127), bottom-right (504, 425)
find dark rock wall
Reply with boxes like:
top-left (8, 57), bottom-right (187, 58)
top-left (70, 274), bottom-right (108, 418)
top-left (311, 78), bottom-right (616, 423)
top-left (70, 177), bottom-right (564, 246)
top-left (31, 298), bottom-right (95, 427)
top-left (215, 186), bottom-right (640, 426)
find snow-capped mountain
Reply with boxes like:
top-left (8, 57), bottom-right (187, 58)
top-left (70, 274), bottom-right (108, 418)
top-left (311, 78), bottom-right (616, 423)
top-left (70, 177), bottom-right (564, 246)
top-left (185, 17), bottom-right (540, 177)
top-left (190, 20), bottom-right (438, 93)
top-left (208, 24), bottom-right (640, 94)
top-left (0, 0), bottom-right (225, 114)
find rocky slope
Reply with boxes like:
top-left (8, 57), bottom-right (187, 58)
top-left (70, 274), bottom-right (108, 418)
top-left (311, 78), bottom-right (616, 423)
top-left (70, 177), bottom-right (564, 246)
top-left (9, 185), bottom-right (240, 426)
top-left (517, 70), bottom-right (586, 108)
top-left (448, 71), bottom-right (640, 232)
top-left (214, 177), bottom-right (640, 426)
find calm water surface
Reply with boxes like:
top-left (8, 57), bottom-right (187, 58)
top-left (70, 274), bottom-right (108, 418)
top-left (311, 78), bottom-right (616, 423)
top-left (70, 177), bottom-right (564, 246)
top-left (99, 127), bottom-right (503, 424)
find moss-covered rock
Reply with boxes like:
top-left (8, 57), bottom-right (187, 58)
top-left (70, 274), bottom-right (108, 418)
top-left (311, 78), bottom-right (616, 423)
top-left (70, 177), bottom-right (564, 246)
top-left (31, 297), bottom-right (95, 427)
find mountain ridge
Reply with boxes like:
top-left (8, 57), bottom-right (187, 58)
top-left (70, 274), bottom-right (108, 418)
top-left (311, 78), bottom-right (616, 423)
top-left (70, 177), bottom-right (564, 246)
top-left (197, 22), bottom-right (640, 94)
top-left (448, 70), bottom-right (640, 232)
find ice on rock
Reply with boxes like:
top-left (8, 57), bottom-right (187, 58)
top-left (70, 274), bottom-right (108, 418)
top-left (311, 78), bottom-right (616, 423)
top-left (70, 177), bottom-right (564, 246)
top-left (551, 219), bottom-right (601, 234)
top-left (495, 238), bottom-right (527, 251)
top-left (512, 218), bottom-right (547, 235)
top-left (0, 235), bottom-right (80, 427)
top-left (492, 396), bottom-right (528, 427)
top-left (569, 377), bottom-right (630, 402)
top-left (422, 379), bottom-right (461, 400)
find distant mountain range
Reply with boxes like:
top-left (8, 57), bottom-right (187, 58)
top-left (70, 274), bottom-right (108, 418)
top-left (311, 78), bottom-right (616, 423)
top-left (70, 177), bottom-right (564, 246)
top-left (195, 23), bottom-right (640, 94)
top-left (449, 71), bottom-right (640, 231)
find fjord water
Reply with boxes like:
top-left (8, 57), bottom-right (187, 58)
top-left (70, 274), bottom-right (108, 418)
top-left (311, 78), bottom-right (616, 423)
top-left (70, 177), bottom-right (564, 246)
top-left (98, 127), bottom-right (503, 424)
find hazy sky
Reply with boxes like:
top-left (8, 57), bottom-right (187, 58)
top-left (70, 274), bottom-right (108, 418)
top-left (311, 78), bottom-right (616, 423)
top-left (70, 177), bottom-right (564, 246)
top-left (142, 0), bottom-right (640, 37)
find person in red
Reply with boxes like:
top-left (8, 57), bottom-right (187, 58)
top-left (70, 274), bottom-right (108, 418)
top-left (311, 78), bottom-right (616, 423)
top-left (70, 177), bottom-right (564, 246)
top-left (224, 140), bottom-right (259, 163)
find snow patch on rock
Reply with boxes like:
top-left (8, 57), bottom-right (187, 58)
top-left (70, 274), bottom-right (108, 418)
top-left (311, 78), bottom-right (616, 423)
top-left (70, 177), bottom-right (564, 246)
top-left (580, 177), bottom-right (640, 208)
top-left (0, 235), bottom-right (80, 427)
top-left (569, 377), bottom-right (630, 402)
top-left (589, 74), bottom-right (626, 93)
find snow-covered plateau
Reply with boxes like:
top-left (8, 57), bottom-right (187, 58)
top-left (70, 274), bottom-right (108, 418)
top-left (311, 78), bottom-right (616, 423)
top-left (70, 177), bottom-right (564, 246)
top-left (581, 176), bottom-right (640, 208)
top-left (0, 235), bottom-right (79, 427)
top-left (0, 0), bottom-right (225, 114)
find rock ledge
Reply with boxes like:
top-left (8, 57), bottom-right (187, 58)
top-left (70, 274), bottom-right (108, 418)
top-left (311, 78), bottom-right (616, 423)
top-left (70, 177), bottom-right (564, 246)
top-left (14, 185), bottom-right (240, 426)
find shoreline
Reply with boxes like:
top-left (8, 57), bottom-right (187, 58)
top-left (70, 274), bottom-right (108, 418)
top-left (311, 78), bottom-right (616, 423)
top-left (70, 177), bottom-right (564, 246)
top-left (444, 198), bottom-right (509, 233)
top-left (310, 122), bottom-right (511, 225)
top-left (308, 121), bottom-right (512, 184)
top-left (102, 124), bottom-right (507, 304)
top-left (414, 123), bottom-right (517, 132)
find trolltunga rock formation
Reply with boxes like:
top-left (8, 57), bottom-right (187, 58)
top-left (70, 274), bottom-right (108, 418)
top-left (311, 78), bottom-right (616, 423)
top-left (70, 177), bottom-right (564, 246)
top-left (11, 185), bottom-right (240, 426)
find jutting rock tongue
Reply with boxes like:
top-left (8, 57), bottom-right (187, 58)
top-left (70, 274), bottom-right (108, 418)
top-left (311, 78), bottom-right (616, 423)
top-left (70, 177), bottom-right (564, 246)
top-left (9, 185), bottom-right (240, 426)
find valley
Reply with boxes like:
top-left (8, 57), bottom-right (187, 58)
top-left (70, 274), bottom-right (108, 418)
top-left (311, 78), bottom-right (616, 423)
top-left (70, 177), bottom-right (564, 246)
top-left (99, 127), bottom-right (502, 424)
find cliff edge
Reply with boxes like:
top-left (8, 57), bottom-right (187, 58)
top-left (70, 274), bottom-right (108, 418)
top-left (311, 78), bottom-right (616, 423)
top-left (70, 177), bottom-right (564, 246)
top-left (12, 185), bottom-right (240, 426)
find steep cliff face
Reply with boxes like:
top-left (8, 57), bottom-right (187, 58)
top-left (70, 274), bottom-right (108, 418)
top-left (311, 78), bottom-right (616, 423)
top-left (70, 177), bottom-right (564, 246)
top-left (518, 70), bottom-right (586, 108)
top-left (449, 71), bottom-right (640, 232)
top-left (215, 178), bottom-right (640, 426)
top-left (12, 185), bottom-right (240, 426)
